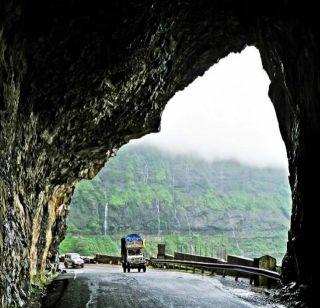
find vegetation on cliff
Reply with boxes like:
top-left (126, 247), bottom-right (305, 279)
top-left (62, 144), bottom-right (291, 262)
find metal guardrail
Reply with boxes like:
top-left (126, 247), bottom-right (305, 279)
top-left (150, 258), bottom-right (281, 281)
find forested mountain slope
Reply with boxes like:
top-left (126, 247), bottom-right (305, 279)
top-left (67, 144), bottom-right (291, 239)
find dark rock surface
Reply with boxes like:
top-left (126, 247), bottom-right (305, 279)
top-left (0, 0), bottom-right (318, 306)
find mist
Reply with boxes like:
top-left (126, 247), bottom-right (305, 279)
top-left (130, 47), bottom-right (288, 170)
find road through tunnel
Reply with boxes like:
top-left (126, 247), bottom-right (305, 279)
top-left (0, 1), bottom-right (318, 306)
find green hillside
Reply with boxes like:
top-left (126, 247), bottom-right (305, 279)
top-left (63, 144), bottom-right (291, 262)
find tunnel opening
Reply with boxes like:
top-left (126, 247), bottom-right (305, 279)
top-left (64, 46), bottom-right (291, 267)
top-left (1, 1), bottom-right (317, 306)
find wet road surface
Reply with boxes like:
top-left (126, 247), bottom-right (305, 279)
top-left (42, 264), bottom-right (284, 308)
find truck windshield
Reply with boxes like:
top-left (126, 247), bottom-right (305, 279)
top-left (128, 249), bottom-right (141, 255)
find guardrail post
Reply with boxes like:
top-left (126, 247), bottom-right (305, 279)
top-left (254, 255), bottom-right (277, 287)
top-left (250, 276), bottom-right (254, 285)
top-left (157, 244), bottom-right (166, 259)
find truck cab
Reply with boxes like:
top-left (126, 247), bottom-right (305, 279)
top-left (121, 234), bottom-right (146, 272)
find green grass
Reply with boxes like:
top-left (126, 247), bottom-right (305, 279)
top-left (60, 236), bottom-right (120, 256)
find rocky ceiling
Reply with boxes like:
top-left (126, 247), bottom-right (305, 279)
top-left (0, 0), bottom-right (317, 306)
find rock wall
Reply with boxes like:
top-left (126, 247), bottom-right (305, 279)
top-left (0, 0), bottom-right (318, 306)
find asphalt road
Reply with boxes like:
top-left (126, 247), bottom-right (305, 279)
top-left (41, 264), bottom-right (284, 308)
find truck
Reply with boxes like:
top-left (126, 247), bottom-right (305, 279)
top-left (121, 233), bottom-right (147, 273)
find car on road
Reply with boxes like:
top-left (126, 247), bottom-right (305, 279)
top-left (64, 253), bottom-right (84, 268)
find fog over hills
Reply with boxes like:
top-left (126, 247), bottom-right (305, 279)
top-left (131, 46), bottom-right (288, 170)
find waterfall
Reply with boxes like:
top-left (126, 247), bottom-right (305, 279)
top-left (184, 212), bottom-right (192, 236)
top-left (226, 211), bottom-right (243, 257)
top-left (185, 164), bottom-right (190, 192)
top-left (144, 160), bottom-right (149, 183)
top-left (156, 199), bottom-right (161, 236)
top-left (104, 202), bottom-right (108, 236)
top-left (172, 173), bottom-right (181, 227)
top-left (219, 166), bottom-right (224, 194)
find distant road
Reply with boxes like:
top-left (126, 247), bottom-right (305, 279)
top-left (42, 264), bottom-right (284, 308)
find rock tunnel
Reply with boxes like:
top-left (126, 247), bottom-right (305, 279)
top-left (0, 0), bottom-right (317, 306)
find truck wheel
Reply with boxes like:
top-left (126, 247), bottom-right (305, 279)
top-left (64, 262), bottom-right (68, 269)
top-left (138, 268), bottom-right (141, 272)
top-left (81, 264), bottom-right (84, 268)
top-left (143, 266), bottom-right (146, 273)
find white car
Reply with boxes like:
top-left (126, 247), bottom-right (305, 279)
top-left (64, 253), bottom-right (84, 268)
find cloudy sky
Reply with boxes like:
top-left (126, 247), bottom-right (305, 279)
top-left (130, 47), bottom-right (288, 170)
